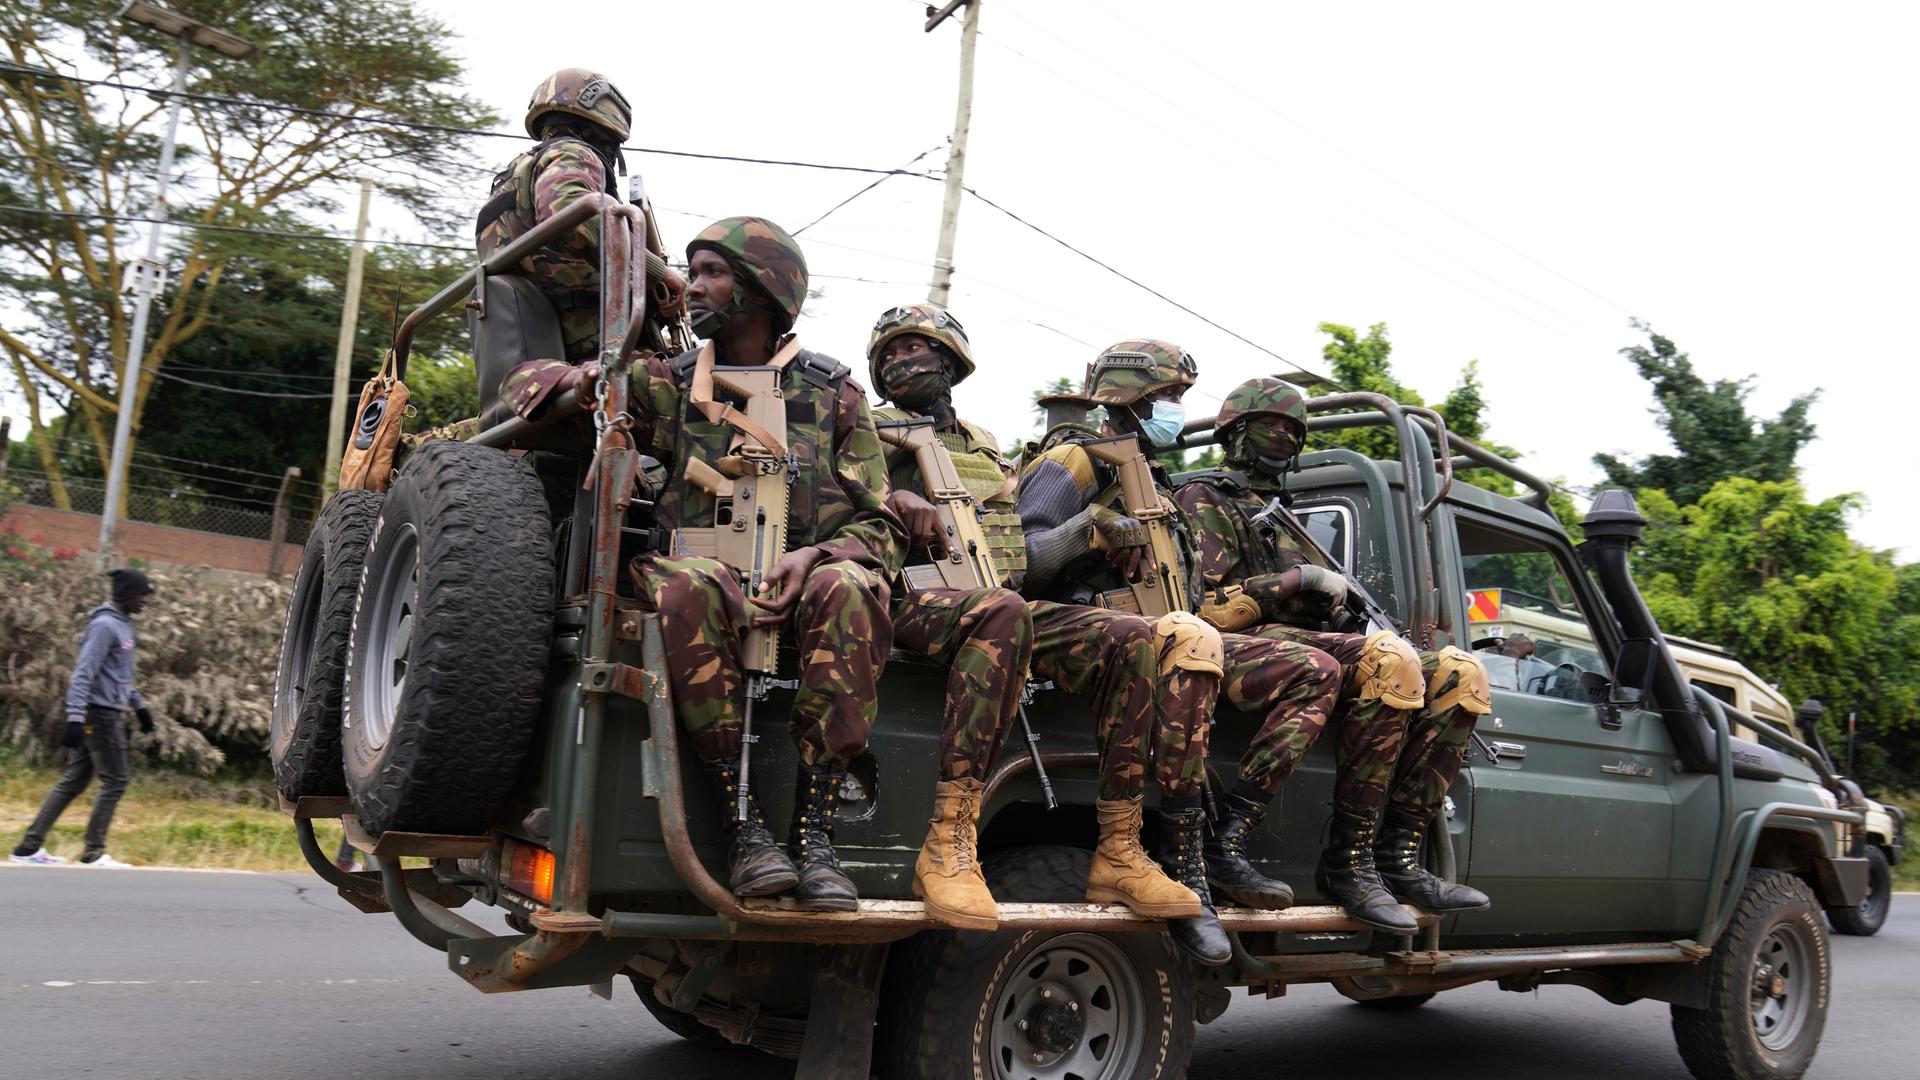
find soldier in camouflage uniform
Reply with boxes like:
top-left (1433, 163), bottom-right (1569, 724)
top-left (867, 304), bottom-right (1208, 943)
top-left (1020, 341), bottom-right (1346, 961)
top-left (500, 217), bottom-right (902, 914)
top-left (1174, 376), bottom-right (1494, 926)
top-left (475, 69), bottom-right (683, 362)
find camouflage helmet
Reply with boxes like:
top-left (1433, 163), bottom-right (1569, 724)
top-left (867, 303), bottom-right (976, 394)
top-left (524, 68), bottom-right (631, 142)
top-left (1086, 339), bottom-right (1197, 407)
top-left (1215, 377), bottom-right (1308, 440)
top-left (687, 216), bottom-right (810, 326)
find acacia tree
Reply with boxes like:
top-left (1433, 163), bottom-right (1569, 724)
top-left (0, 0), bottom-right (493, 507)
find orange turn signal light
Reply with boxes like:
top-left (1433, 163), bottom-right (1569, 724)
top-left (504, 840), bottom-right (556, 905)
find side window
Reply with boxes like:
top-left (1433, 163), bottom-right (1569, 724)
top-left (1692, 680), bottom-right (1736, 707)
top-left (1457, 519), bottom-right (1609, 703)
top-left (1294, 505), bottom-right (1352, 569)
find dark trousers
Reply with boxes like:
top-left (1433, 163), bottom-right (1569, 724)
top-left (19, 708), bottom-right (130, 855)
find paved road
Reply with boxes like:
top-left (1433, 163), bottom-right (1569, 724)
top-left (2, 865), bottom-right (1912, 1079)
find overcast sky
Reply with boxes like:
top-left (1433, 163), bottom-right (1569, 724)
top-left (21, 1), bottom-right (1918, 554)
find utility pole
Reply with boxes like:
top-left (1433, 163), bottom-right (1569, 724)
top-left (98, 3), bottom-right (255, 568)
top-left (925, 0), bottom-right (980, 308)
top-left (266, 465), bottom-right (301, 580)
top-left (324, 177), bottom-right (374, 498)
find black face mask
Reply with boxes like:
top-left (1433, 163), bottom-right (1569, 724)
top-left (1232, 425), bottom-right (1300, 477)
top-left (882, 353), bottom-right (951, 410)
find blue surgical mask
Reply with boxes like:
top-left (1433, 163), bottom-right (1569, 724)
top-left (1139, 400), bottom-right (1186, 449)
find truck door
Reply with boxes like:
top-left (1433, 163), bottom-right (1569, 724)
top-left (1446, 512), bottom-right (1680, 940)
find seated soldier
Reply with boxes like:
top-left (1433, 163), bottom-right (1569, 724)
top-left (1174, 376), bottom-right (1494, 920)
top-left (866, 303), bottom-right (1208, 946)
top-left (500, 217), bottom-right (901, 914)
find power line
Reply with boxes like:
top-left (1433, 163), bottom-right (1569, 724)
top-left (794, 144), bottom-right (943, 236)
top-left (0, 203), bottom-right (467, 252)
top-left (152, 369), bottom-right (333, 399)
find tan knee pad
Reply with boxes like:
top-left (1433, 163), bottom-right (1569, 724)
top-left (1154, 612), bottom-right (1225, 678)
top-left (1198, 585), bottom-right (1262, 633)
top-left (1356, 631), bottom-right (1424, 711)
top-left (1426, 645), bottom-right (1492, 716)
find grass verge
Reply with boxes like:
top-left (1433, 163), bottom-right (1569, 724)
top-left (0, 766), bottom-right (351, 871)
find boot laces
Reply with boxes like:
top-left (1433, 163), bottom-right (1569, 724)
top-left (948, 795), bottom-right (979, 874)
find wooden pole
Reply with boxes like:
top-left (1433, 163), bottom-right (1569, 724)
top-left (324, 178), bottom-right (374, 498)
top-left (266, 465), bottom-right (301, 580)
top-left (927, 0), bottom-right (980, 307)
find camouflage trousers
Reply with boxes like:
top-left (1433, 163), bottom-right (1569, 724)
top-left (1250, 625), bottom-right (1480, 820)
top-left (1027, 602), bottom-right (1210, 800)
top-left (891, 585), bottom-right (1034, 782)
top-left (1215, 633), bottom-right (1347, 802)
top-left (558, 305), bottom-right (599, 362)
top-left (632, 553), bottom-right (892, 769)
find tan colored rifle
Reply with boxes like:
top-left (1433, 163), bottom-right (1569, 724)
top-left (1082, 435), bottom-right (1187, 618)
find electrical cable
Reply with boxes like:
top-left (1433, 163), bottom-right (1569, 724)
top-left (793, 144), bottom-right (943, 236)
top-left (152, 369), bottom-right (332, 399)
top-left (0, 203), bottom-right (467, 251)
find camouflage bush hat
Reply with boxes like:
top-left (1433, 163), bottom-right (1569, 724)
top-left (1086, 339), bottom-right (1197, 406)
top-left (687, 216), bottom-right (810, 327)
top-left (867, 303), bottom-right (976, 393)
top-left (1216, 377), bottom-right (1308, 440)
top-left (524, 68), bottom-right (631, 142)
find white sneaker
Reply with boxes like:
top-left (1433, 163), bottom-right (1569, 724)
top-left (80, 853), bottom-right (134, 868)
top-left (8, 849), bottom-right (67, 865)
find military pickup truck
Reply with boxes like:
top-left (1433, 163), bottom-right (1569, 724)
top-left (269, 198), bottom-right (1867, 1080)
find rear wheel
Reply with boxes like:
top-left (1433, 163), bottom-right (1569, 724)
top-left (878, 844), bottom-right (1195, 1080)
top-left (341, 441), bottom-right (553, 835)
top-left (1349, 992), bottom-right (1435, 1012)
top-left (629, 975), bottom-right (733, 1050)
top-left (1671, 869), bottom-right (1829, 1080)
top-left (271, 490), bottom-right (382, 800)
top-left (1826, 845), bottom-right (1890, 936)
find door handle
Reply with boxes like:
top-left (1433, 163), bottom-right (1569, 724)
top-left (1488, 741), bottom-right (1528, 761)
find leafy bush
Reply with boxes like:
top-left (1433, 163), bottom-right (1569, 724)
top-left (0, 527), bottom-right (289, 774)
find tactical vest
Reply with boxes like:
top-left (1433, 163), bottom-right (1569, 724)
top-left (474, 135), bottom-right (618, 306)
top-left (874, 407), bottom-right (1028, 589)
top-left (658, 347), bottom-right (851, 548)
top-left (1175, 467), bottom-right (1328, 624)
top-left (1038, 425), bottom-right (1206, 613)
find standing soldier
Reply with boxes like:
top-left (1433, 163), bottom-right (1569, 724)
top-left (866, 304), bottom-right (1209, 948)
top-left (475, 68), bottom-right (683, 364)
top-left (1019, 341), bottom-right (1347, 958)
top-left (11, 569), bottom-right (157, 868)
top-left (1174, 376), bottom-right (1493, 924)
top-left (500, 217), bottom-right (902, 913)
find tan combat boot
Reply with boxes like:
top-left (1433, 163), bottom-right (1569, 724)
top-left (912, 777), bottom-right (999, 931)
top-left (1086, 797), bottom-right (1203, 918)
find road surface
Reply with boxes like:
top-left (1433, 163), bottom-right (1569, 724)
top-left (2, 865), bottom-right (1911, 1079)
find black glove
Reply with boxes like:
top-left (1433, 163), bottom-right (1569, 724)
top-left (61, 719), bottom-right (85, 748)
top-left (135, 706), bottom-right (156, 735)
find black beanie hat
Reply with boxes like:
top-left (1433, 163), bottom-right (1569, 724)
top-left (109, 568), bottom-right (155, 604)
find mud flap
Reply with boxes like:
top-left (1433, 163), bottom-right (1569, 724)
top-left (795, 944), bottom-right (888, 1080)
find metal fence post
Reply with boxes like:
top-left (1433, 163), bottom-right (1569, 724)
top-left (266, 466), bottom-right (301, 579)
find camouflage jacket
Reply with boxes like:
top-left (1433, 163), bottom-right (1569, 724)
top-left (872, 406), bottom-right (1027, 590)
top-left (1016, 425), bottom-right (1204, 610)
top-left (1172, 469), bottom-right (1327, 625)
top-left (475, 136), bottom-right (616, 302)
top-left (500, 345), bottom-right (903, 574)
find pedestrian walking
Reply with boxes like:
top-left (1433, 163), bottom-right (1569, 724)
top-left (9, 568), bottom-right (158, 867)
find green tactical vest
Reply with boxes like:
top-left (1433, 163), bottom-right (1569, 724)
top-left (874, 407), bottom-right (1028, 590)
top-left (1175, 468), bottom-right (1328, 624)
top-left (659, 349), bottom-right (850, 547)
top-left (474, 135), bottom-right (617, 299)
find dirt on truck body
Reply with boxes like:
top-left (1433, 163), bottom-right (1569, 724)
top-left (269, 197), bottom-right (1869, 1080)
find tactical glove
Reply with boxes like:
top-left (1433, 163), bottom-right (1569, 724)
top-left (61, 719), bottom-right (84, 748)
top-left (1094, 515), bottom-right (1150, 551)
top-left (1296, 565), bottom-right (1350, 605)
top-left (135, 706), bottom-right (156, 735)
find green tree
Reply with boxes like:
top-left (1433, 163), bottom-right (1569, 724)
top-left (0, 0), bottom-right (493, 508)
top-left (1594, 321), bottom-right (1818, 507)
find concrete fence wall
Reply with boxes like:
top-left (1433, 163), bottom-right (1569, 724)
top-left (2, 503), bottom-right (300, 578)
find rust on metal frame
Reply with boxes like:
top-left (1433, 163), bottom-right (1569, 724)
top-left (341, 814), bottom-right (494, 858)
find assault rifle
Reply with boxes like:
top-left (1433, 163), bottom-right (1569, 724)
top-left (673, 361), bottom-right (796, 823)
top-left (1248, 495), bottom-right (1398, 636)
top-left (1081, 435), bottom-right (1186, 618)
top-left (874, 417), bottom-right (1056, 809)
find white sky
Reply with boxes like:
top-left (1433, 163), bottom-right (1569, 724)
top-left (17, 1), bottom-right (1918, 554)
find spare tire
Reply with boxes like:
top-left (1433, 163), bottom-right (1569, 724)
top-left (342, 441), bottom-right (553, 835)
top-left (271, 489), bottom-right (384, 800)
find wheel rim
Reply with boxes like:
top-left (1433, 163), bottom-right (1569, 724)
top-left (272, 560), bottom-right (325, 755)
top-left (1749, 922), bottom-right (1814, 1051)
top-left (353, 522), bottom-right (418, 752)
top-left (989, 933), bottom-right (1143, 1080)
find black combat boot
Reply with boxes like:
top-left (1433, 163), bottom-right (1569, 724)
top-left (1314, 807), bottom-right (1420, 934)
top-left (1205, 788), bottom-right (1295, 910)
top-left (703, 760), bottom-right (799, 898)
top-left (1155, 802), bottom-right (1233, 967)
top-left (1373, 806), bottom-right (1490, 913)
top-left (788, 763), bottom-right (859, 912)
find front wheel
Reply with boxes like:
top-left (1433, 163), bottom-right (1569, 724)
top-left (1826, 845), bottom-right (1891, 936)
top-left (1671, 869), bottom-right (1830, 1080)
top-left (877, 845), bottom-right (1195, 1080)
